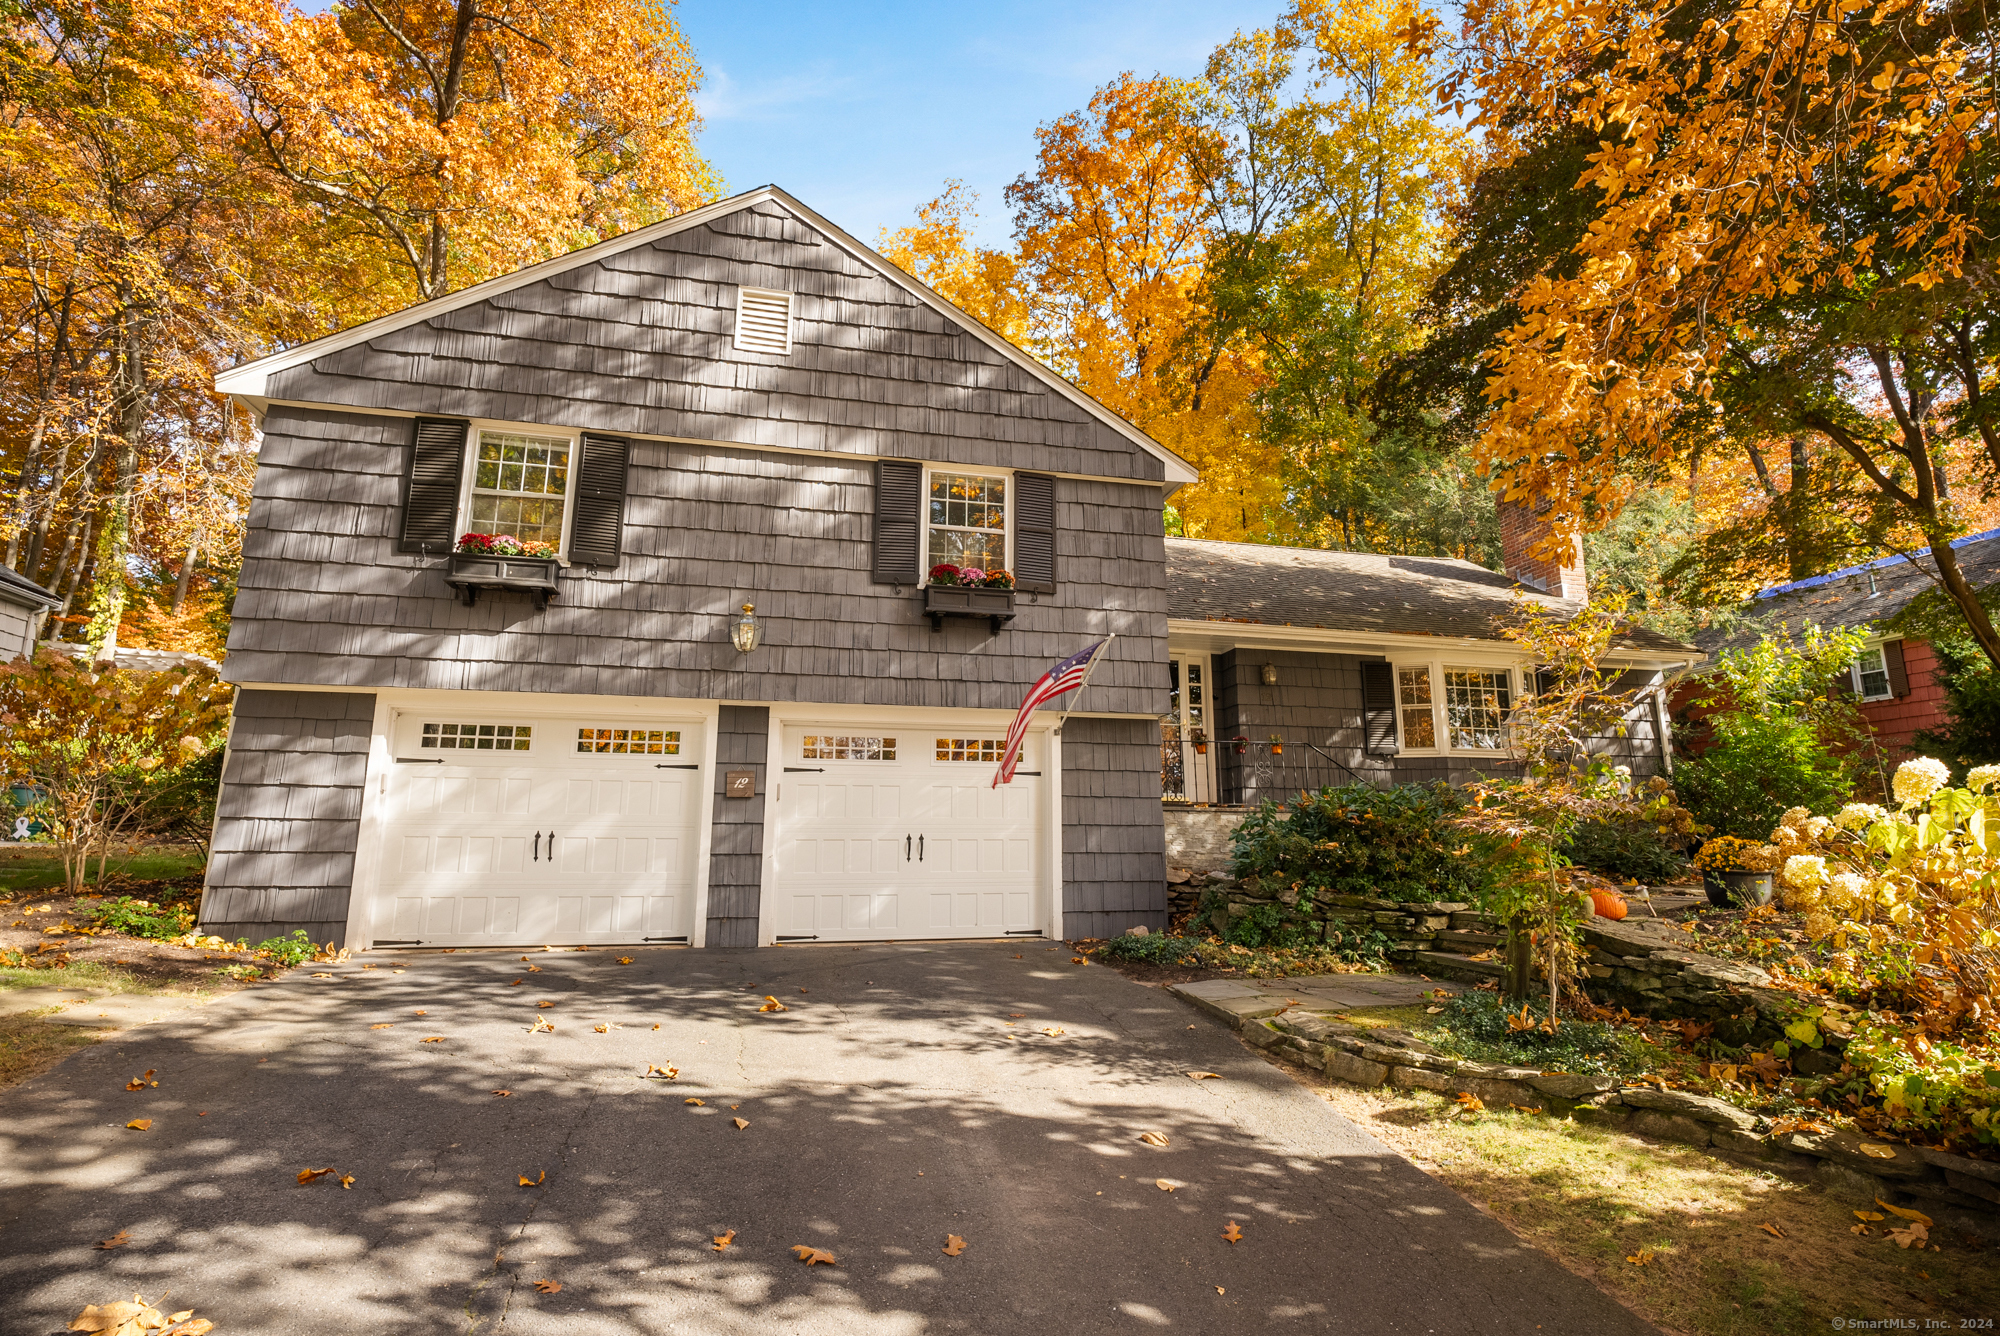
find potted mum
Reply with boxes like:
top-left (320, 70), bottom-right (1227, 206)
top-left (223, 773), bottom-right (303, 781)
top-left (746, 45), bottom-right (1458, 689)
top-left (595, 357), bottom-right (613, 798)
top-left (445, 532), bottom-right (562, 609)
top-left (1691, 835), bottom-right (1776, 907)
top-left (922, 563), bottom-right (1016, 632)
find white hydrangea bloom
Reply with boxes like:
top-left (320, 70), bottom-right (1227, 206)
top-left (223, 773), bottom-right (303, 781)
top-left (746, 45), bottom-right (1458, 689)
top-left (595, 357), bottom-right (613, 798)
top-left (1834, 802), bottom-right (1887, 831)
top-left (1893, 757), bottom-right (1952, 805)
top-left (1805, 816), bottom-right (1834, 840)
top-left (1968, 764), bottom-right (2000, 793)
top-left (1802, 912), bottom-right (1838, 942)
top-left (1826, 872), bottom-right (1871, 909)
top-left (1782, 853), bottom-right (1828, 889)
top-left (1781, 806), bottom-right (1814, 831)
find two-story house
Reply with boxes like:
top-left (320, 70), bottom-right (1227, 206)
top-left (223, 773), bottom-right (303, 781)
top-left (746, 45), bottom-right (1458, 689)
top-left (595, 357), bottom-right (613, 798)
top-left (201, 186), bottom-right (1192, 952)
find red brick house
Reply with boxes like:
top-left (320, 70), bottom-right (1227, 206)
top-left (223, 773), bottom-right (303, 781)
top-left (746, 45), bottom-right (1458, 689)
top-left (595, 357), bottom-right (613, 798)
top-left (1678, 529), bottom-right (2000, 760)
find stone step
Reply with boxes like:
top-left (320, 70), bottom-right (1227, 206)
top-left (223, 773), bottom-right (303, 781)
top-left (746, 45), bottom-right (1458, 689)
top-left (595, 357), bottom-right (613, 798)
top-left (1429, 929), bottom-right (1506, 955)
top-left (1409, 950), bottom-right (1506, 982)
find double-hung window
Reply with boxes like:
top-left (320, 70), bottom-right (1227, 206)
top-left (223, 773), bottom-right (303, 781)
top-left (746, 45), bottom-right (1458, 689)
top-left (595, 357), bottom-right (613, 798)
top-left (1391, 661), bottom-right (1515, 754)
top-left (1851, 644), bottom-right (1894, 700)
top-left (468, 428), bottom-right (572, 550)
top-left (926, 471), bottom-right (1007, 574)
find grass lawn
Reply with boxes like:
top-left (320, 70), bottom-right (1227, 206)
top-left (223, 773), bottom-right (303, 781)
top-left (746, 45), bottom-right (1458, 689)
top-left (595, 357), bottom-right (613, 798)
top-left (0, 845), bottom-right (206, 894)
top-left (1309, 1076), bottom-right (2000, 1335)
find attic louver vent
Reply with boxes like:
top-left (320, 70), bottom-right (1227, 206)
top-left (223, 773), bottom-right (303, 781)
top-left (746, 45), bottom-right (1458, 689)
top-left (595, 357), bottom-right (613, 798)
top-left (734, 286), bottom-right (793, 355)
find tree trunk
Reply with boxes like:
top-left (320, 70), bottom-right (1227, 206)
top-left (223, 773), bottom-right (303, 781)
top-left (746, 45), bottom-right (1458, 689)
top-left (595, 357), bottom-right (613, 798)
top-left (85, 290), bottom-right (147, 661)
top-left (1505, 913), bottom-right (1531, 1002)
top-left (171, 538), bottom-right (199, 613)
top-left (5, 410), bottom-right (49, 569)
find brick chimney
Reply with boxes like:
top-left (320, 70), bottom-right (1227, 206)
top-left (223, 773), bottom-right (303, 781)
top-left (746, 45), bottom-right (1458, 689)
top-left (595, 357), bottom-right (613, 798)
top-left (1499, 495), bottom-right (1588, 601)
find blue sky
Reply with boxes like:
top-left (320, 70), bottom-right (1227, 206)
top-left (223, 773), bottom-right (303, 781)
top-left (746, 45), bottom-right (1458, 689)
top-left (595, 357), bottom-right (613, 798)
top-left (677, 0), bottom-right (1285, 251)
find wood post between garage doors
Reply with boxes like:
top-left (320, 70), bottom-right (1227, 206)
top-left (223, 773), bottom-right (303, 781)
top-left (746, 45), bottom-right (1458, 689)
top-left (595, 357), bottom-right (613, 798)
top-left (705, 705), bottom-right (769, 947)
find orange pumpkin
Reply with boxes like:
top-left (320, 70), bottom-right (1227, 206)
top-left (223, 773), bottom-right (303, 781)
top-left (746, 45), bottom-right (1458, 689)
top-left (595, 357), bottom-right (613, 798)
top-left (1588, 889), bottom-right (1629, 920)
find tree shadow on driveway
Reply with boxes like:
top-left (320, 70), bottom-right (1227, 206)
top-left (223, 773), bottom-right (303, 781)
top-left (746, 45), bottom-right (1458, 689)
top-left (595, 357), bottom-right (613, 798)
top-left (0, 942), bottom-right (1657, 1335)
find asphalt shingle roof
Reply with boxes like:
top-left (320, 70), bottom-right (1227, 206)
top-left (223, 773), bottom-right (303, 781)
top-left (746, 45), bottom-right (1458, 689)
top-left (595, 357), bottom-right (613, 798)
top-left (1165, 537), bottom-right (1696, 655)
top-left (0, 564), bottom-right (56, 611)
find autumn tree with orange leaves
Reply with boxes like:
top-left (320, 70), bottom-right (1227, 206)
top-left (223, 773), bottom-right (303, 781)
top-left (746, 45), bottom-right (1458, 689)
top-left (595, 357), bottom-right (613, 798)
top-left (1430, 0), bottom-right (2000, 666)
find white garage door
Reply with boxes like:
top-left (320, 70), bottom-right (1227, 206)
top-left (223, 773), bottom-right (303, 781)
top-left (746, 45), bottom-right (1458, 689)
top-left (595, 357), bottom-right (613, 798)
top-left (772, 725), bottom-right (1044, 941)
top-left (370, 712), bottom-right (705, 947)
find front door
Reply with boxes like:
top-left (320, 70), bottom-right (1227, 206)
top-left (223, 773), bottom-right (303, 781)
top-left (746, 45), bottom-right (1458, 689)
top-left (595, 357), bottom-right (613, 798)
top-left (1162, 655), bottom-right (1216, 803)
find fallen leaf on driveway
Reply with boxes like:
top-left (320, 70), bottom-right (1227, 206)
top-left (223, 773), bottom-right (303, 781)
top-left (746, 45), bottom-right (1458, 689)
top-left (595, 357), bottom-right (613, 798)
top-left (1186, 1071), bottom-right (1221, 1080)
top-left (414, 1010), bottom-right (426, 1015)
top-left (646, 1064), bottom-right (679, 1079)
top-left (758, 996), bottom-right (787, 1012)
top-left (712, 1230), bottom-right (736, 1252)
top-left (1009, 1013), bottom-right (1025, 1018)
top-left (1222, 1221), bottom-right (1243, 1244)
top-left (94, 1230), bottom-right (130, 1250)
top-left (652, 1023), bottom-right (661, 1031)
top-left (493, 1090), bottom-right (512, 1097)
top-left (420, 1037), bottom-right (445, 1044)
top-left (942, 1234), bottom-right (967, 1256)
top-left (1042, 1027), bottom-right (1066, 1037)
top-left (1137, 1132), bottom-right (1169, 1147)
top-left (1070, 956), bottom-right (1087, 964)
top-left (533, 1279), bottom-right (561, 1293)
top-left (1215, 1286), bottom-right (1224, 1295)
top-left (1759, 1222), bottom-right (1787, 1239)
top-left (537, 1000), bottom-right (555, 1009)
top-left (339, 1175), bottom-right (355, 1189)
top-left (791, 1246), bottom-right (836, 1265)
top-left (685, 1097), bottom-right (704, 1106)
top-left (519, 1171), bottom-right (546, 1187)
top-left (124, 1070), bottom-right (156, 1091)
top-left (530, 1017), bottom-right (555, 1034)
top-left (1156, 1179), bottom-right (1177, 1192)
top-left (617, 957), bottom-right (634, 964)
top-left (125, 1120), bottom-right (150, 1131)
top-left (369, 1023), bottom-right (393, 1030)
top-left (732, 1117), bottom-right (749, 1130)
top-left (311, 972), bottom-right (332, 979)
top-left (297, 1167), bottom-right (336, 1184)
top-left (510, 979), bottom-right (523, 986)
top-left (527, 965), bottom-right (542, 973)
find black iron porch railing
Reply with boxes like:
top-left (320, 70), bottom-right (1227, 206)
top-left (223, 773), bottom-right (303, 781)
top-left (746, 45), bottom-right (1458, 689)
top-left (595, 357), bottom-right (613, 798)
top-left (1162, 720), bottom-right (1383, 805)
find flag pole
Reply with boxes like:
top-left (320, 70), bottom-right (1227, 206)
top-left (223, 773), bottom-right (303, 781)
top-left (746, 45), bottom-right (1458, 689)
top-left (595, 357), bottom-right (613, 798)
top-left (1055, 634), bottom-right (1116, 735)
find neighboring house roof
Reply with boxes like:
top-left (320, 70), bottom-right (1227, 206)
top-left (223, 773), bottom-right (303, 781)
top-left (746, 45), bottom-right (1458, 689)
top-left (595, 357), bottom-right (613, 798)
top-left (214, 184), bottom-right (1198, 490)
top-left (0, 564), bottom-right (57, 611)
top-left (1165, 538), bottom-right (1697, 657)
top-left (1697, 527), bottom-right (2000, 654)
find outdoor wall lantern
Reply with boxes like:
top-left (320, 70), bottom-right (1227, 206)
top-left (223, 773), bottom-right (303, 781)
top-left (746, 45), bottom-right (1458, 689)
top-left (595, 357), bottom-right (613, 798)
top-left (1261, 663), bottom-right (1279, 686)
top-left (731, 603), bottom-right (762, 653)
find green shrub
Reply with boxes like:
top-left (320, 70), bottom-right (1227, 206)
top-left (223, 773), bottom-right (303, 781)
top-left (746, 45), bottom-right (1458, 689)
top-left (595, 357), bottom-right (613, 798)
top-left (1095, 933), bottom-right (1202, 966)
top-left (255, 929), bottom-right (316, 967)
top-left (1560, 819), bottom-right (1689, 883)
top-left (1228, 782), bottom-right (1493, 904)
top-left (94, 896), bottom-right (195, 941)
top-left (1422, 991), bottom-right (1645, 1076)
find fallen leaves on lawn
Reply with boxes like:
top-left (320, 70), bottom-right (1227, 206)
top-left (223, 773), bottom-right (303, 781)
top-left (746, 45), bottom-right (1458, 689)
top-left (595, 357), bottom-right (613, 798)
top-left (732, 1117), bottom-right (749, 1130)
top-left (1156, 1179), bottom-right (1177, 1192)
top-left (1759, 1222), bottom-right (1787, 1240)
top-left (1854, 1210), bottom-right (1886, 1222)
top-left (124, 1071), bottom-right (156, 1091)
top-left (942, 1234), bottom-right (967, 1256)
top-left (519, 1171), bottom-right (546, 1187)
top-left (1858, 1142), bottom-right (1899, 1159)
top-left (1889, 1220), bottom-right (1930, 1249)
top-left (1508, 1103), bottom-right (1543, 1115)
top-left (645, 1064), bottom-right (678, 1080)
top-left (712, 1229), bottom-right (735, 1252)
top-left (1186, 1071), bottom-right (1220, 1080)
top-left (791, 1245), bottom-right (836, 1266)
top-left (1425, 1006), bottom-right (1444, 1014)
top-left (530, 1017), bottom-right (555, 1034)
top-left (1221, 1221), bottom-right (1242, 1244)
top-left (685, 1097), bottom-right (705, 1106)
top-left (95, 1230), bottom-right (130, 1250)
top-left (1453, 1092), bottom-right (1485, 1115)
top-left (1768, 1115), bottom-right (1833, 1136)
top-left (758, 996), bottom-right (787, 1012)
top-left (1876, 1198), bottom-right (1933, 1226)
top-left (125, 1120), bottom-right (150, 1132)
top-left (297, 1167), bottom-right (337, 1184)
top-left (1137, 1131), bottom-right (1169, 1147)
top-left (533, 1279), bottom-right (562, 1294)
top-left (1851, 1223), bottom-right (1873, 1236)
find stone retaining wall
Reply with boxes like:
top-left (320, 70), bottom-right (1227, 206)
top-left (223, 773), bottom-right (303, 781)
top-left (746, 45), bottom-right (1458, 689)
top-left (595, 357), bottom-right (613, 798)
top-left (1168, 983), bottom-right (2000, 1225)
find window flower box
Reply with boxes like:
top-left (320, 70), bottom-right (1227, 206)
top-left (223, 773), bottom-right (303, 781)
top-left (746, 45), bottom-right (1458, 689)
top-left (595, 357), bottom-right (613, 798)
top-left (923, 583), bottom-right (1015, 633)
top-left (444, 552), bottom-right (562, 609)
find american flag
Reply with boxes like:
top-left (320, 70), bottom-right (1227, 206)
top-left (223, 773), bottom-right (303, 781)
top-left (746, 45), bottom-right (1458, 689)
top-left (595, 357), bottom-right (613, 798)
top-left (992, 640), bottom-right (1108, 787)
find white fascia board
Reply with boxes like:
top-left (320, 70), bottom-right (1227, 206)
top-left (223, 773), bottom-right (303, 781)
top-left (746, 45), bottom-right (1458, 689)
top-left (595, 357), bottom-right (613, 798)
top-left (1166, 618), bottom-right (1705, 670)
top-left (213, 185), bottom-right (1199, 491)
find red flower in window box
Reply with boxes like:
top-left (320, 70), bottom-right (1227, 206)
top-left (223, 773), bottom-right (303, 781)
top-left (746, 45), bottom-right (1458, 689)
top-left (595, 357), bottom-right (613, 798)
top-left (928, 563), bottom-right (963, 586)
top-left (456, 532), bottom-right (558, 559)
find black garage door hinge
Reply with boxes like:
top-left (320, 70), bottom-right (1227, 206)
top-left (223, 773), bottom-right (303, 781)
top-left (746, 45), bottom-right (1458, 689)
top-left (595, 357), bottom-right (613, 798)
top-left (655, 764), bottom-right (699, 770)
top-left (775, 935), bottom-right (819, 942)
top-left (374, 939), bottom-right (423, 946)
top-left (643, 936), bottom-right (690, 943)
top-left (1005, 929), bottom-right (1044, 936)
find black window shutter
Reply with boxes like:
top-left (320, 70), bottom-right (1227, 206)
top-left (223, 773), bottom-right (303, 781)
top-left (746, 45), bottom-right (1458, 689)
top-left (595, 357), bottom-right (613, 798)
top-left (1883, 639), bottom-right (1909, 697)
top-left (397, 417), bottom-right (469, 553)
top-left (1361, 660), bottom-right (1397, 756)
top-left (1014, 471), bottom-right (1057, 593)
top-left (872, 459), bottom-right (922, 584)
top-left (568, 433), bottom-right (630, 568)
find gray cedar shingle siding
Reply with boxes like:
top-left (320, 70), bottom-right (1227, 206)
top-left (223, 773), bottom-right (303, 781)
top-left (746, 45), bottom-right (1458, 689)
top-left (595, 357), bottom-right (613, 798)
top-left (1060, 717), bottom-right (1166, 938)
top-left (200, 689), bottom-right (375, 948)
top-left (705, 705), bottom-right (770, 949)
top-left (223, 408), bottom-right (1168, 713)
top-left (0, 601), bottom-right (32, 661)
top-left (262, 201), bottom-right (1163, 486)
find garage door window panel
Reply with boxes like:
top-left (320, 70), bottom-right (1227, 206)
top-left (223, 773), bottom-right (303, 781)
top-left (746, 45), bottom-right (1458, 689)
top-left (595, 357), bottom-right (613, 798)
top-left (422, 722), bottom-right (533, 751)
top-left (577, 727), bottom-right (681, 755)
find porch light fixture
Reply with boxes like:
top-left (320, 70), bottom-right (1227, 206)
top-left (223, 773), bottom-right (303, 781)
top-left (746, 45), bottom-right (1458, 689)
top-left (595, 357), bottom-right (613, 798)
top-left (731, 603), bottom-right (762, 653)
top-left (1261, 664), bottom-right (1278, 686)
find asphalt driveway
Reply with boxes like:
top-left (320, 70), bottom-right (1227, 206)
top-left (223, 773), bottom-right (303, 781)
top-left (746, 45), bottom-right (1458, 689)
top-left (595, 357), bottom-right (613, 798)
top-left (0, 944), bottom-right (1656, 1334)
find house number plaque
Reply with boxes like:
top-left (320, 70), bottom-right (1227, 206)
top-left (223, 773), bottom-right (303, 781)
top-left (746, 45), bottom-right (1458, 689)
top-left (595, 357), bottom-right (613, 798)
top-left (725, 770), bottom-right (756, 799)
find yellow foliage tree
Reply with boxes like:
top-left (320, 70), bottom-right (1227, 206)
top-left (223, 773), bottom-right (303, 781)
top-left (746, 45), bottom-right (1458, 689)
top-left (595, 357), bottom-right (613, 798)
top-left (876, 181), bottom-right (1031, 349)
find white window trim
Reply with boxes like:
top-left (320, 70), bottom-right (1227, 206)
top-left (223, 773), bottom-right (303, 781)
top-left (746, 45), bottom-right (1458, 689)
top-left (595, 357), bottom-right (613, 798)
top-left (455, 419), bottom-right (582, 565)
top-left (1851, 641), bottom-right (1896, 702)
top-left (1391, 658), bottom-right (1519, 757)
top-left (920, 464), bottom-right (1013, 585)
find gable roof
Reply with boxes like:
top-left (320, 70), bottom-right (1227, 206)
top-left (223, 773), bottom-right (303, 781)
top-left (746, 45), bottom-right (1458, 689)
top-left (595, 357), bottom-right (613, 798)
top-left (216, 185), bottom-right (1196, 488)
top-left (1697, 527), bottom-right (2000, 653)
top-left (1166, 538), bottom-right (1697, 657)
top-left (0, 563), bottom-right (56, 611)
